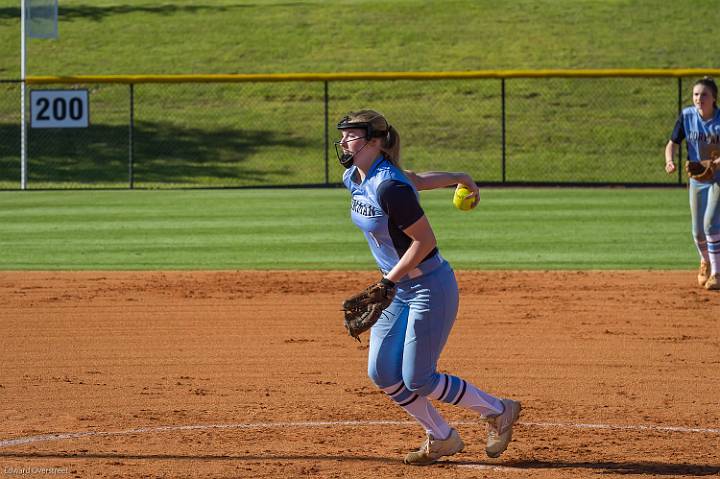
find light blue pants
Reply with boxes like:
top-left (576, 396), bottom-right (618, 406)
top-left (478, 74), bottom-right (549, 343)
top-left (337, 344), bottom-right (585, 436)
top-left (689, 180), bottom-right (720, 244)
top-left (367, 261), bottom-right (459, 396)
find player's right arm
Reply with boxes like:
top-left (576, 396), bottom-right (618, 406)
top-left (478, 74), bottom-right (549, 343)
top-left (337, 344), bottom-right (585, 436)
top-left (403, 170), bottom-right (472, 190)
top-left (665, 140), bottom-right (678, 174)
top-left (665, 113), bottom-right (686, 174)
top-left (403, 170), bottom-right (479, 206)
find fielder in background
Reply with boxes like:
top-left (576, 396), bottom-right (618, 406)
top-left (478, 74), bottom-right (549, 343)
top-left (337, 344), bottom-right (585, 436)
top-left (665, 77), bottom-right (720, 290)
top-left (335, 109), bottom-right (521, 466)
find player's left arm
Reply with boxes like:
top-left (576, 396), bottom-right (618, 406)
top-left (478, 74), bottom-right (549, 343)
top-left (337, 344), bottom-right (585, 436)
top-left (376, 180), bottom-right (438, 283)
top-left (383, 215), bottom-right (437, 284)
top-left (404, 170), bottom-right (480, 206)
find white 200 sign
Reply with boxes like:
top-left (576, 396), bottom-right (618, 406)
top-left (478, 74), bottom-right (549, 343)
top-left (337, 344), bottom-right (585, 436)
top-left (30, 90), bottom-right (89, 128)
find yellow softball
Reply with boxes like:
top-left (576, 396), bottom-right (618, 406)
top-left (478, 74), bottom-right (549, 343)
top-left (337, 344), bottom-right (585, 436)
top-left (453, 185), bottom-right (475, 211)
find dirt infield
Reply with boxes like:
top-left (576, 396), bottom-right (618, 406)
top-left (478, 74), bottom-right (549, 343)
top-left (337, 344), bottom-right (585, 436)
top-left (0, 270), bottom-right (718, 478)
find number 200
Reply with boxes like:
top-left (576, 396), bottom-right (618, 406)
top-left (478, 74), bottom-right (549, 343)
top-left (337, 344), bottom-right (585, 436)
top-left (35, 97), bottom-right (84, 121)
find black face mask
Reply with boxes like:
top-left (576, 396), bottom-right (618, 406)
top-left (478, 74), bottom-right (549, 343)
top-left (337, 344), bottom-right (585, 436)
top-left (334, 136), bottom-right (371, 169)
top-left (338, 151), bottom-right (354, 169)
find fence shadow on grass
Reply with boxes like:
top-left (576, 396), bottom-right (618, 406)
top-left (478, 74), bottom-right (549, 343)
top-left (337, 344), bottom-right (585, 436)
top-left (0, 121), bottom-right (316, 187)
top-left (0, 3), bottom-right (314, 22)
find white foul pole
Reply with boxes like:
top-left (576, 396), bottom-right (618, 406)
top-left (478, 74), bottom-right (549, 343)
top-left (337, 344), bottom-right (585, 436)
top-left (20, 0), bottom-right (27, 190)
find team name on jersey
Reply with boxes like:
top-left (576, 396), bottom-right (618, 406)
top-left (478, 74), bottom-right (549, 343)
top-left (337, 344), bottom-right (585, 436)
top-left (351, 198), bottom-right (381, 217)
top-left (688, 131), bottom-right (720, 144)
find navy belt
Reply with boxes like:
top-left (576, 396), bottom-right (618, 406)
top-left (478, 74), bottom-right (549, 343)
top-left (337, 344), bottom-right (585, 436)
top-left (382, 253), bottom-right (446, 282)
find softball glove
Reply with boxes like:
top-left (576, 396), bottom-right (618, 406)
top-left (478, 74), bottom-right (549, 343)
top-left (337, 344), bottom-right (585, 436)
top-left (685, 160), bottom-right (717, 182)
top-left (342, 278), bottom-right (396, 342)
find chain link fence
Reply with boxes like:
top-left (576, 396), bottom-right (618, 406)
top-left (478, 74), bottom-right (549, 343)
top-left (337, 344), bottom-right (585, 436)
top-left (0, 81), bottom-right (21, 186)
top-left (0, 74), bottom-right (697, 189)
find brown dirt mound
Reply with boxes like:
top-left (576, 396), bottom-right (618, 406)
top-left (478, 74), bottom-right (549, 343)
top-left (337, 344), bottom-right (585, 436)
top-left (0, 271), bottom-right (718, 478)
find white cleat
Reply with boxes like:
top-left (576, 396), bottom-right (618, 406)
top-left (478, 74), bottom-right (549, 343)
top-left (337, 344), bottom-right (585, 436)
top-left (485, 398), bottom-right (521, 458)
top-left (403, 428), bottom-right (464, 466)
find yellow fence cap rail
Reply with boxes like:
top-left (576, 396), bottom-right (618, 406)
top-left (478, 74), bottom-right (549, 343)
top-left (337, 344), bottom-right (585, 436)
top-left (25, 68), bottom-right (720, 84)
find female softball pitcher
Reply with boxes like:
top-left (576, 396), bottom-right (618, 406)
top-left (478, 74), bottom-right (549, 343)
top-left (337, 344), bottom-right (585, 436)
top-left (665, 77), bottom-right (720, 290)
top-left (335, 109), bottom-right (521, 465)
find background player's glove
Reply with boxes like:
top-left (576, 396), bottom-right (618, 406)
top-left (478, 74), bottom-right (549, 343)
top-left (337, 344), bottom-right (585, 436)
top-left (686, 160), bottom-right (717, 182)
top-left (342, 278), bottom-right (396, 342)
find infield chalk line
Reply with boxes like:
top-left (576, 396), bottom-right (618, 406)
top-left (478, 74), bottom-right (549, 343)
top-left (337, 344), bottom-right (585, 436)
top-left (1, 419), bottom-right (719, 449)
top-left (457, 464), bottom-right (526, 473)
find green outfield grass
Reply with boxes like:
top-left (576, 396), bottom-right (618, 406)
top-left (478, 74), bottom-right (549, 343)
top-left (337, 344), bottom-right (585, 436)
top-left (0, 188), bottom-right (695, 270)
top-left (0, 1), bottom-right (715, 188)
top-left (0, 0), bottom-right (714, 76)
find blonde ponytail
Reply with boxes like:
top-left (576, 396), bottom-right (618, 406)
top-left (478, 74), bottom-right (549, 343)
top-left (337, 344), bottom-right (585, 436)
top-left (382, 124), bottom-right (401, 168)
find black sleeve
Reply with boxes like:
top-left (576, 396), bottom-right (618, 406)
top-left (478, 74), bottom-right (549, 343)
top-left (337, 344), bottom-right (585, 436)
top-left (376, 180), bottom-right (425, 230)
top-left (670, 114), bottom-right (685, 144)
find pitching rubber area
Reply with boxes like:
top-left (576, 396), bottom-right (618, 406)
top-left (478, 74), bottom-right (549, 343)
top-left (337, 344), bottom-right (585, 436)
top-left (1, 271), bottom-right (718, 478)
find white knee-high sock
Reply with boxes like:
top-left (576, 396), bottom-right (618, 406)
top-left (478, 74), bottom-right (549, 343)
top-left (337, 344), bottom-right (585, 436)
top-left (707, 234), bottom-right (720, 275)
top-left (427, 373), bottom-right (504, 417)
top-left (382, 381), bottom-right (452, 440)
top-left (695, 237), bottom-right (710, 263)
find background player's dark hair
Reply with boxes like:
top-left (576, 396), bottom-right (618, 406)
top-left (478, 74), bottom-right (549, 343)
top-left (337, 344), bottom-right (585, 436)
top-left (694, 76), bottom-right (718, 108)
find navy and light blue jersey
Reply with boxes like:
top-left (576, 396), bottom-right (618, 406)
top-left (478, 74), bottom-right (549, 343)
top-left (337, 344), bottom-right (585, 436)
top-left (343, 156), bottom-right (437, 273)
top-left (671, 106), bottom-right (720, 165)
